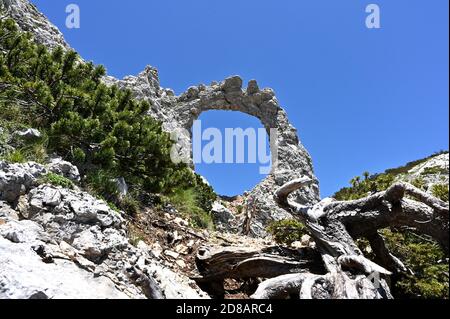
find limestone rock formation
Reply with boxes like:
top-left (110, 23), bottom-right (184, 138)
top-left (211, 202), bottom-right (235, 231)
top-left (110, 68), bottom-right (320, 237)
top-left (0, 0), bottom-right (69, 50)
top-left (2, 0), bottom-right (320, 236)
top-left (47, 158), bottom-right (81, 182)
top-left (402, 153), bottom-right (449, 189)
top-left (1, 0), bottom-right (448, 300)
top-left (0, 161), bottom-right (208, 299)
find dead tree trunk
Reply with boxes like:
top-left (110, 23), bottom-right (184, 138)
top-left (195, 177), bottom-right (448, 299)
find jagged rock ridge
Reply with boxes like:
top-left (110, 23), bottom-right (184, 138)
top-left (1, 0), bottom-right (69, 50)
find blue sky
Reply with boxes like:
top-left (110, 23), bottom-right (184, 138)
top-left (31, 0), bottom-right (449, 197)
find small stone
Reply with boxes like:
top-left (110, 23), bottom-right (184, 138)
top-left (47, 158), bottom-right (80, 182)
top-left (247, 80), bottom-right (259, 95)
top-left (172, 230), bottom-right (183, 242)
top-left (174, 217), bottom-right (189, 227)
top-left (291, 241), bottom-right (302, 249)
top-left (150, 242), bottom-right (163, 258)
top-left (136, 241), bottom-right (149, 253)
top-left (211, 202), bottom-right (235, 230)
top-left (175, 259), bottom-right (186, 268)
top-left (42, 188), bottom-right (61, 207)
top-left (174, 244), bottom-right (189, 255)
top-left (15, 128), bottom-right (41, 139)
top-left (301, 234), bottom-right (312, 246)
top-left (164, 250), bottom-right (180, 259)
top-left (221, 76), bottom-right (243, 92)
top-left (186, 240), bottom-right (195, 248)
top-left (136, 256), bottom-right (146, 268)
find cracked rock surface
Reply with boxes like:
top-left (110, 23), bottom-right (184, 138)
top-left (0, 161), bottom-right (208, 299)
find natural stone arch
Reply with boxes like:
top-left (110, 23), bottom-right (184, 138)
top-left (109, 66), bottom-right (320, 237)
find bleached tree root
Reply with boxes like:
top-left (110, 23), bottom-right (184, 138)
top-left (194, 245), bottom-right (324, 297)
top-left (195, 178), bottom-right (448, 299)
top-left (250, 271), bottom-right (392, 299)
top-left (195, 246), bottom-right (324, 280)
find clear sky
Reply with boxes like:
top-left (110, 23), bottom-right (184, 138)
top-left (31, 0), bottom-right (449, 197)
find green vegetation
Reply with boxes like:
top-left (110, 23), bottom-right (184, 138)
top-left (411, 177), bottom-right (426, 190)
top-left (40, 172), bottom-right (74, 189)
top-left (128, 226), bottom-right (146, 247)
top-left (267, 219), bottom-right (309, 246)
top-left (84, 169), bottom-right (121, 201)
top-left (421, 166), bottom-right (449, 176)
top-left (384, 151), bottom-right (448, 176)
top-left (165, 187), bottom-right (215, 230)
top-left (333, 152), bottom-right (449, 299)
top-left (2, 149), bottom-right (26, 163)
top-left (431, 184), bottom-right (449, 203)
top-left (381, 229), bottom-right (448, 299)
top-left (0, 128), bottom-right (49, 164)
top-left (334, 172), bottom-right (395, 201)
top-left (0, 16), bottom-right (216, 219)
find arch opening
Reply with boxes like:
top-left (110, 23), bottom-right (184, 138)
top-left (192, 110), bottom-right (272, 196)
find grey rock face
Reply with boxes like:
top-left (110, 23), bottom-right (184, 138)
top-left (47, 158), bottom-right (81, 182)
top-left (0, 200), bottom-right (19, 219)
top-left (211, 202), bottom-right (235, 231)
top-left (0, 235), bottom-right (131, 299)
top-left (0, 161), bottom-right (46, 202)
top-left (114, 70), bottom-right (320, 236)
top-left (399, 153), bottom-right (449, 193)
top-left (404, 153), bottom-right (449, 191)
top-left (0, 162), bottom-right (209, 299)
top-left (14, 128), bottom-right (41, 140)
top-left (1, 0), bottom-right (69, 50)
top-left (114, 177), bottom-right (129, 198)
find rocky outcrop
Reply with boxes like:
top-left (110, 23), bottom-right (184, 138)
top-left (14, 128), bottom-right (41, 140)
top-left (0, 161), bottom-right (208, 299)
top-left (402, 153), bottom-right (449, 190)
top-left (0, 161), bottom-right (46, 202)
top-left (47, 157), bottom-right (81, 182)
top-left (1, 0), bottom-right (69, 50)
top-left (211, 202), bottom-right (235, 232)
top-left (111, 68), bottom-right (320, 237)
top-left (3, 0), bottom-right (320, 236)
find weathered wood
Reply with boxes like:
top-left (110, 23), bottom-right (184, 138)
top-left (270, 179), bottom-right (448, 299)
top-left (251, 273), bottom-right (310, 299)
top-left (195, 245), bottom-right (324, 282)
top-left (197, 179), bottom-right (448, 299)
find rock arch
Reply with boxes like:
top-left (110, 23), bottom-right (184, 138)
top-left (107, 66), bottom-right (320, 237)
top-left (4, 0), bottom-right (321, 234)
